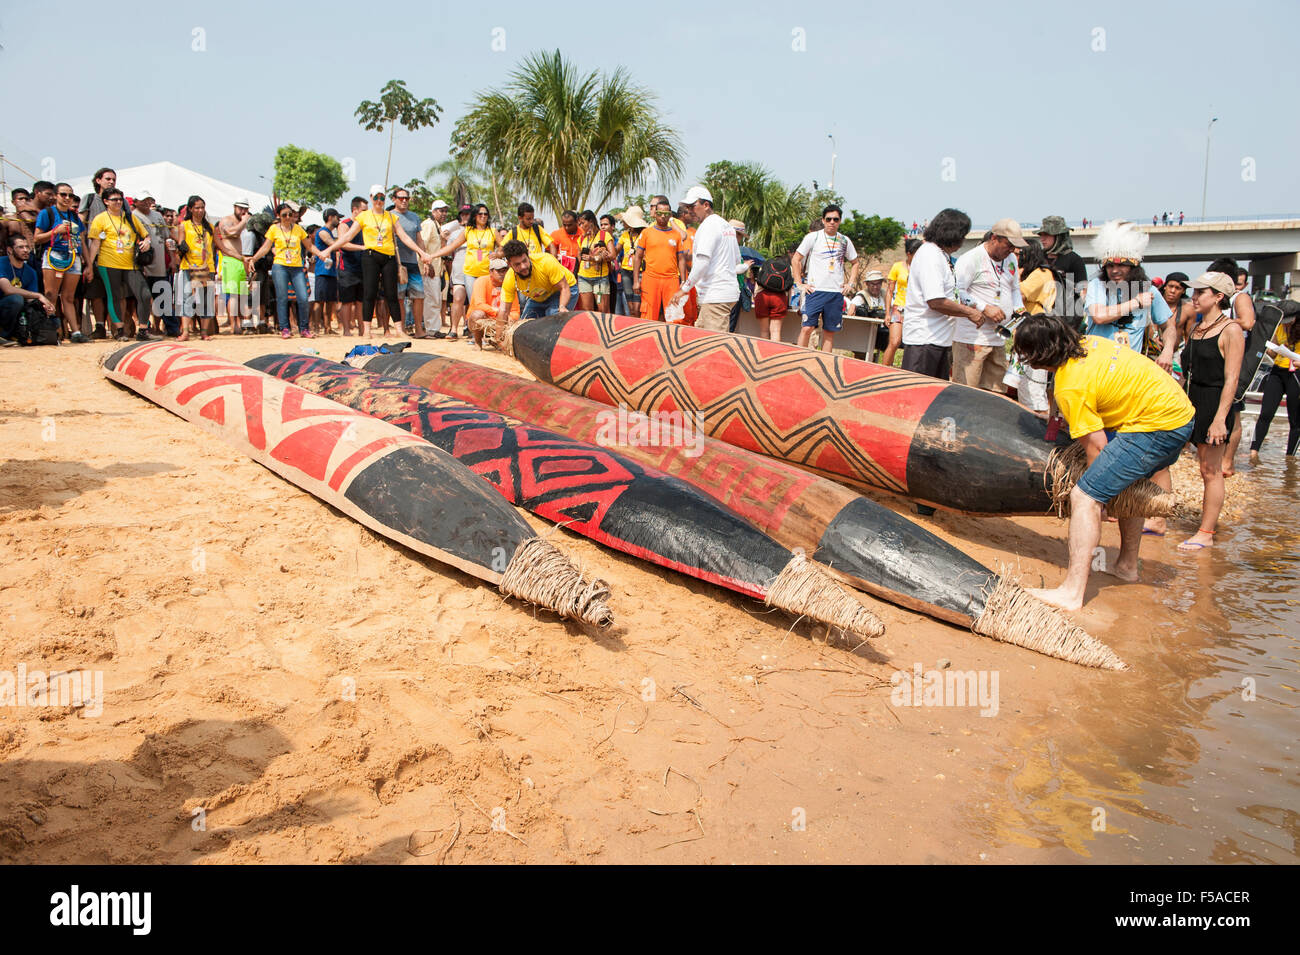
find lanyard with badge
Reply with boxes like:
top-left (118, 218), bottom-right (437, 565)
top-left (107, 211), bottom-right (129, 255)
top-left (372, 212), bottom-right (389, 250)
top-left (1105, 283), bottom-right (1138, 349)
top-left (821, 232), bottom-right (842, 274)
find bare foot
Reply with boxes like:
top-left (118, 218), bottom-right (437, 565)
top-left (1222, 466), bottom-right (1236, 478)
top-left (1249, 450), bottom-right (1260, 465)
top-left (1103, 561), bottom-right (1140, 583)
top-left (1025, 586), bottom-right (1083, 612)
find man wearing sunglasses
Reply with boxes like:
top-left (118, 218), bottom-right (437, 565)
top-left (792, 204), bottom-right (860, 351)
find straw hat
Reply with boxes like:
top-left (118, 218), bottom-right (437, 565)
top-left (620, 204), bottom-right (648, 229)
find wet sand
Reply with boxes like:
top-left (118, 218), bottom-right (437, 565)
top-left (0, 335), bottom-right (1293, 863)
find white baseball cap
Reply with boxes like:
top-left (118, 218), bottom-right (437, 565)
top-left (488, 257), bottom-right (509, 270)
top-left (682, 185), bottom-right (714, 205)
top-left (369, 183), bottom-right (385, 198)
top-left (430, 199), bottom-right (449, 210)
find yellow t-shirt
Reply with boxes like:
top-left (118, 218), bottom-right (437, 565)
top-left (617, 232), bottom-right (638, 273)
top-left (355, 210), bottom-right (397, 256)
top-left (463, 227), bottom-right (497, 278)
top-left (577, 230), bottom-right (613, 279)
top-left (179, 219), bottom-right (214, 270)
top-left (90, 211), bottom-right (147, 269)
top-left (508, 223), bottom-right (552, 259)
top-left (1019, 267), bottom-right (1057, 315)
top-left (269, 223), bottom-right (308, 267)
top-left (501, 253), bottom-right (575, 304)
top-left (1053, 336), bottom-right (1194, 438)
top-left (888, 259), bottom-right (909, 309)
top-left (1271, 324), bottom-right (1292, 371)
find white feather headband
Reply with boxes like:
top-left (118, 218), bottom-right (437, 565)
top-left (1091, 220), bottom-right (1149, 265)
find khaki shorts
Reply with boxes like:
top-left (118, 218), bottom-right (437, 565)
top-left (696, 301), bottom-right (734, 332)
top-left (952, 341), bottom-right (1008, 392)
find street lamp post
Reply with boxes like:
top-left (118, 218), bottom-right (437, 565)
top-left (827, 134), bottom-right (837, 192)
top-left (1200, 116), bottom-right (1218, 221)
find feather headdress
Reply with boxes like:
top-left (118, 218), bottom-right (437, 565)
top-left (1091, 220), bottom-right (1149, 265)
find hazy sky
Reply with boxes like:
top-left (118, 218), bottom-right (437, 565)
top-left (4, 0), bottom-right (1297, 228)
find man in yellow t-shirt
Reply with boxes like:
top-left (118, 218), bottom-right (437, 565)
top-left (1013, 317), bottom-right (1193, 611)
top-left (500, 239), bottom-right (573, 320)
top-left (506, 202), bottom-right (552, 260)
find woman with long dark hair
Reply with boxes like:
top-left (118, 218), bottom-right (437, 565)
top-left (173, 195), bottom-right (218, 340)
top-left (575, 210), bottom-right (615, 312)
top-left (1250, 308), bottom-right (1300, 461)
top-left (245, 203), bottom-right (316, 339)
top-left (1177, 272), bottom-right (1245, 552)
top-left (1017, 238), bottom-right (1058, 315)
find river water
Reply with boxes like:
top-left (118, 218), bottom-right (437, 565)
top-left (978, 442), bottom-right (1298, 863)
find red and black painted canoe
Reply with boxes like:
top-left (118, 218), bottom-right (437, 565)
top-left (502, 310), bottom-right (1064, 513)
top-left (362, 351), bottom-right (1126, 669)
top-left (248, 354), bottom-right (883, 640)
top-left (102, 342), bottom-right (613, 628)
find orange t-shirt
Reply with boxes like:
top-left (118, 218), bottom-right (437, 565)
top-left (552, 227), bottom-right (582, 270)
top-left (470, 274), bottom-right (519, 321)
top-left (636, 226), bottom-right (684, 279)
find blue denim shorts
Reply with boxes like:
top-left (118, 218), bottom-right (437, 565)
top-left (1076, 421), bottom-right (1193, 504)
top-left (801, 290), bottom-right (844, 332)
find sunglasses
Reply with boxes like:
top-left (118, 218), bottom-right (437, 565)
top-left (394, 195), bottom-right (409, 200)
top-left (824, 216), bottom-right (841, 222)
top-left (105, 196), bottom-right (123, 202)
top-left (57, 192), bottom-right (74, 198)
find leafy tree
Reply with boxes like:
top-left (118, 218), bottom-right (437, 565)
top-left (453, 50), bottom-right (684, 215)
top-left (355, 79), bottom-right (443, 193)
top-left (272, 145), bottom-right (348, 210)
top-left (840, 212), bottom-right (906, 258)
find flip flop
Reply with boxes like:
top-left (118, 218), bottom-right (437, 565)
top-left (1177, 540), bottom-right (1210, 552)
top-left (1141, 529), bottom-right (1165, 537)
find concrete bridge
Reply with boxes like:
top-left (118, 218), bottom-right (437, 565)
top-left (959, 219), bottom-right (1300, 291)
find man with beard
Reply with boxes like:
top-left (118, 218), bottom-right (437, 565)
top-left (499, 238), bottom-right (573, 320)
top-left (216, 199), bottom-right (253, 331)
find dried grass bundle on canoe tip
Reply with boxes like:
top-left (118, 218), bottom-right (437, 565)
top-left (765, 553), bottom-right (885, 641)
top-left (500, 320), bottom-right (520, 357)
top-left (972, 573), bottom-right (1127, 670)
top-left (1045, 441), bottom-right (1182, 519)
top-left (498, 537), bottom-right (614, 629)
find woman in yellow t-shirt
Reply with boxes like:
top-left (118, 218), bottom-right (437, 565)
top-left (318, 186), bottom-right (432, 338)
top-left (247, 203), bottom-right (316, 339)
top-left (462, 205), bottom-right (499, 280)
top-left (172, 195), bottom-right (219, 341)
top-left (576, 211), bottom-right (615, 313)
top-left (85, 188), bottom-right (153, 341)
top-left (882, 237), bottom-right (920, 366)
top-left (1017, 238), bottom-right (1058, 315)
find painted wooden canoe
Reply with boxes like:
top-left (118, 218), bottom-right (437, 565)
top-left (248, 353), bottom-right (883, 640)
top-left (101, 342), bottom-right (613, 628)
top-left (364, 350), bottom-right (1126, 669)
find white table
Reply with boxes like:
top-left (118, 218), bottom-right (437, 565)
top-left (733, 308), bottom-right (884, 358)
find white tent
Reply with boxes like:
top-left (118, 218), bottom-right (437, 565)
top-left (67, 160), bottom-right (323, 225)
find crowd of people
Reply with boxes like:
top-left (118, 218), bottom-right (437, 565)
top-left (2, 171), bottom-right (1296, 573)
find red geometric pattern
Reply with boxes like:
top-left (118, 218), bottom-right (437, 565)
top-left (522, 313), bottom-right (948, 493)
top-left (106, 342), bottom-right (426, 496)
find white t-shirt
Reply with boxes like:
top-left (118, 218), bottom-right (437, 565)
top-left (903, 242), bottom-right (958, 347)
top-left (442, 221), bottom-right (466, 271)
top-left (796, 229), bottom-right (857, 292)
top-left (683, 213), bottom-right (740, 304)
top-left (953, 243), bottom-right (1023, 346)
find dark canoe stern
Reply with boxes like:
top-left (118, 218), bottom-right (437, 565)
top-left (905, 386), bottom-right (1056, 513)
top-left (814, 497), bottom-right (995, 625)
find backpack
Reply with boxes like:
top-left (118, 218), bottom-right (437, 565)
top-left (756, 255), bottom-right (793, 293)
top-left (9, 299), bottom-right (60, 345)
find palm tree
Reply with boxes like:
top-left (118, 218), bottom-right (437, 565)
top-left (703, 161), bottom-right (811, 256)
top-left (453, 50), bottom-right (684, 216)
top-left (425, 156), bottom-right (483, 210)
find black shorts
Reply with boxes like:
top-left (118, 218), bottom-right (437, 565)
top-left (901, 343), bottom-right (953, 380)
top-left (339, 279), bottom-right (361, 304)
top-left (314, 275), bottom-right (339, 302)
top-left (85, 269), bottom-right (105, 299)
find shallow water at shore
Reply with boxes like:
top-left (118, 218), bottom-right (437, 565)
top-left (977, 445), bottom-right (1299, 863)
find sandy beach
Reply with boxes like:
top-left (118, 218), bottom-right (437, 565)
top-left (1, 334), bottom-right (1294, 864)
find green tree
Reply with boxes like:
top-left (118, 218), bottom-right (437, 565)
top-left (391, 177), bottom-right (435, 219)
top-left (453, 50), bottom-right (684, 215)
top-left (840, 212), bottom-right (906, 259)
top-left (272, 145), bottom-right (349, 210)
top-left (355, 79), bottom-right (443, 193)
top-left (702, 161), bottom-right (813, 256)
